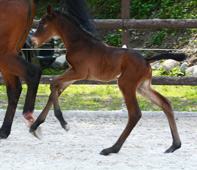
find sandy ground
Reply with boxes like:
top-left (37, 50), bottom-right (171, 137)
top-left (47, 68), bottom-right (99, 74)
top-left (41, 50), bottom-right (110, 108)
top-left (0, 110), bottom-right (197, 170)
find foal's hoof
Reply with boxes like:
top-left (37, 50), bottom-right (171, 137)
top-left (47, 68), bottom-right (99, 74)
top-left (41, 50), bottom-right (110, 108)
top-left (100, 149), bottom-right (111, 156)
top-left (100, 147), bottom-right (119, 156)
top-left (30, 126), bottom-right (42, 140)
top-left (164, 143), bottom-right (181, 153)
top-left (62, 123), bottom-right (70, 131)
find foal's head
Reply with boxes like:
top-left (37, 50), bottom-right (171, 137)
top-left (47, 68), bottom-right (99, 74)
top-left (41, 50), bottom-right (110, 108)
top-left (31, 4), bottom-right (62, 48)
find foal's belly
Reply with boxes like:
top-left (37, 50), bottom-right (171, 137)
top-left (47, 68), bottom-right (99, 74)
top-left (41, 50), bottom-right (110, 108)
top-left (85, 69), bottom-right (122, 82)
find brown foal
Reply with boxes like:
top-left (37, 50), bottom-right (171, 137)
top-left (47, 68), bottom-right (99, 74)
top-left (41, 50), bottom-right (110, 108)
top-left (30, 5), bottom-right (186, 155)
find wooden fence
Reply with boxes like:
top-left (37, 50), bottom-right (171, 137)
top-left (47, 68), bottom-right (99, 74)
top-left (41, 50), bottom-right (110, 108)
top-left (0, 76), bottom-right (197, 86)
top-left (29, 1), bottom-right (197, 86)
top-left (32, 0), bottom-right (197, 46)
top-left (31, 0), bottom-right (197, 47)
top-left (32, 19), bottom-right (197, 30)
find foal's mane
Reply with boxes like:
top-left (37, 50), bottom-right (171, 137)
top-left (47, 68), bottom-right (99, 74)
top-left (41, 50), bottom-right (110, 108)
top-left (53, 9), bottom-right (100, 41)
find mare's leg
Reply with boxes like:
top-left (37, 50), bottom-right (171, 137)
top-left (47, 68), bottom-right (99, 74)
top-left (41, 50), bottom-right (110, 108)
top-left (0, 54), bottom-right (42, 128)
top-left (0, 71), bottom-right (22, 139)
top-left (100, 79), bottom-right (141, 155)
top-left (137, 80), bottom-right (181, 153)
top-left (22, 62), bottom-right (42, 128)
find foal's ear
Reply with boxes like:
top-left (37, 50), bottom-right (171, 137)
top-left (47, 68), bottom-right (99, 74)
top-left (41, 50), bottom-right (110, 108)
top-left (47, 4), bottom-right (53, 16)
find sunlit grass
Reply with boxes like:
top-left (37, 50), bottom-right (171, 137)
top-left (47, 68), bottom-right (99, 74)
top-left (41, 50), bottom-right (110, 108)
top-left (0, 85), bottom-right (196, 111)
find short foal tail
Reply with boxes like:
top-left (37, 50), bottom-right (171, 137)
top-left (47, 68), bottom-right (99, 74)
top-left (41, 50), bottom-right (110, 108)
top-left (146, 53), bottom-right (187, 63)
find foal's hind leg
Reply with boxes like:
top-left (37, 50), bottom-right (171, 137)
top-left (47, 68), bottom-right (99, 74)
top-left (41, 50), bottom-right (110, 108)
top-left (137, 81), bottom-right (181, 153)
top-left (0, 71), bottom-right (22, 139)
top-left (100, 80), bottom-right (141, 155)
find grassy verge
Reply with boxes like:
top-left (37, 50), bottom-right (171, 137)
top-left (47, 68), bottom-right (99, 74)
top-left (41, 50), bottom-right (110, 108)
top-left (0, 85), bottom-right (196, 111)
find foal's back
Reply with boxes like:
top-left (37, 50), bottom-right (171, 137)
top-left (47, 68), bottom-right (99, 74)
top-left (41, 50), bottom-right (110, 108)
top-left (72, 40), bottom-right (149, 82)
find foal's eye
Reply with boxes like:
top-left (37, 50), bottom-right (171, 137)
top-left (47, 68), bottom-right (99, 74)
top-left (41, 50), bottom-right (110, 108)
top-left (39, 20), bottom-right (45, 30)
top-left (39, 20), bottom-right (45, 26)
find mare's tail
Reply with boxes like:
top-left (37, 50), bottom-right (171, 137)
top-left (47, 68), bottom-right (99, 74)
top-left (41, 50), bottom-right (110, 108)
top-left (146, 53), bottom-right (187, 63)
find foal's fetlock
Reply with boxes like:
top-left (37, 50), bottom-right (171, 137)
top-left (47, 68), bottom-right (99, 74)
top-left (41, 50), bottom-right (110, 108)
top-left (54, 109), bottom-right (69, 131)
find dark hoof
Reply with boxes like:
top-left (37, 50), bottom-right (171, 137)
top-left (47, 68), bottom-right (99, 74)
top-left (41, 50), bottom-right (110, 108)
top-left (100, 149), bottom-right (111, 156)
top-left (62, 123), bottom-right (70, 131)
top-left (60, 121), bottom-right (69, 131)
top-left (100, 146), bottom-right (119, 156)
top-left (29, 126), bottom-right (42, 140)
top-left (164, 142), bottom-right (181, 153)
top-left (0, 129), bottom-right (9, 139)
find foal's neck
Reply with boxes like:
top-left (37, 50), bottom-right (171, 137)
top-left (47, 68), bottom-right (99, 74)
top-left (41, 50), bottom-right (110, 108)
top-left (56, 15), bottom-right (90, 50)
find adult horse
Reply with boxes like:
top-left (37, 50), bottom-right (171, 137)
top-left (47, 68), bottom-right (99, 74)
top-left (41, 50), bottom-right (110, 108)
top-left (0, 0), bottom-right (42, 138)
top-left (30, 5), bottom-right (186, 155)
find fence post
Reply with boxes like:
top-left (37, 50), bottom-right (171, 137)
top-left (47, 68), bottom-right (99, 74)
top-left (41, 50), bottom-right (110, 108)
top-left (121, 0), bottom-right (130, 47)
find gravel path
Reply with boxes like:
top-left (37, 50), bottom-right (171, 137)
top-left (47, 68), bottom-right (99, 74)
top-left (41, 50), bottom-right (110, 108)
top-left (0, 110), bottom-right (197, 170)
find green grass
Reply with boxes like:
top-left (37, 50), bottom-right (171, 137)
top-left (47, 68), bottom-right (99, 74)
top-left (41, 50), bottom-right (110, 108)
top-left (0, 85), bottom-right (196, 111)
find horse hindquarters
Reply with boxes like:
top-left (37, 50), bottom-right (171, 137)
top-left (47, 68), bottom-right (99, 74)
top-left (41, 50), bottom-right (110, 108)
top-left (0, 0), bottom-right (40, 138)
top-left (0, 0), bottom-right (35, 54)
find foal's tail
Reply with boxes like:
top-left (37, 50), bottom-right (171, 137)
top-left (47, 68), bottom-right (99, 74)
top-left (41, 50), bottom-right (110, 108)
top-left (146, 53), bottom-right (187, 63)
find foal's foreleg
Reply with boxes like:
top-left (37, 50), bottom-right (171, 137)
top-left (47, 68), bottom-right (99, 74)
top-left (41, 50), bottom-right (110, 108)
top-left (137, 82), bottom-right (181, 153)
top-left (0, 71), bottom-right (22, 139)
top-left (29, 81), bottom-right (73, 137)
top-left (100, 83), bottom-right (141, 155)
top-left (29, 94), bottom-right (53, 138)
top-left (30, 69), bottom-right (83, 135)
top-left (50, 69), bottom-right (83, 129)
top-left (52, 81), bottom-right (75, 130)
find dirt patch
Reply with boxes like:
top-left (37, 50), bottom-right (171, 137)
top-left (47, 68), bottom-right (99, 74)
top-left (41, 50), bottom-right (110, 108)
top-left (0, 110), bottom-right (197, 170)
